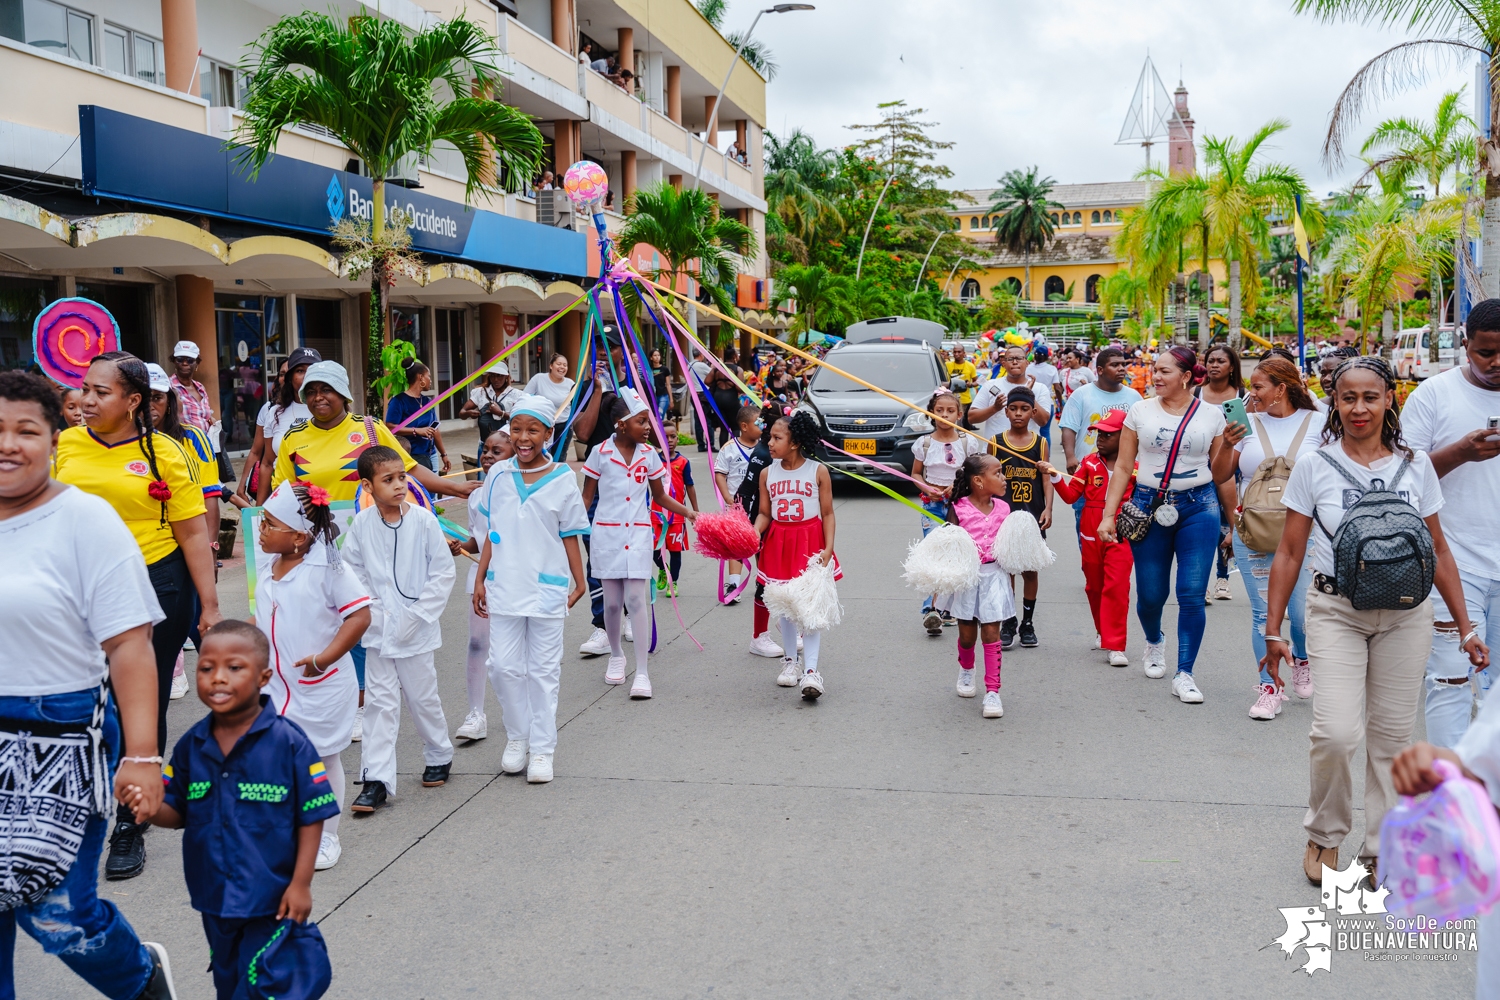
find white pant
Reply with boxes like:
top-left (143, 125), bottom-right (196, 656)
top-left (489, 615), bottom-right (564, 756)
top-left (360, 650), bottom-right (453, 794)
top-left (1424, 568), bottom-right (1500, 748)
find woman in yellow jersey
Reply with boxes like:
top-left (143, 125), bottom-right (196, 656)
top-left (146, 363), bottom-right (222, 549)
top-left (54, 352), bottom-right (222, 880)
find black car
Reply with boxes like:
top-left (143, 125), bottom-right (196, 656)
top-left (796, 317), bottom-right (950, 478)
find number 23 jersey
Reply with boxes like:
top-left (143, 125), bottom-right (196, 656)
top-left (757, 458), bottom-right (841, 585)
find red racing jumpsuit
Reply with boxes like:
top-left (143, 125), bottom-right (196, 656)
top-left (1051, 453), bottom-right (1136, 653)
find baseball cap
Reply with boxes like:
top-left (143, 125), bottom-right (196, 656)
top-left (144, 363), bottom-right (172, 394)
top-left (284, 347), bottom-right (322, 371)
top-left (171, 340), bottom-right (200, 360)
top-left (1089, 409), bottom-right (1127, 434)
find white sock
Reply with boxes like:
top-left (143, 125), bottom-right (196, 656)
top-left (727, 573), bottom-right (741, 587)
top-left (625, 579), bottom-right (651, 681)
top-left (320, 753), bottom-right (345, 838)
top-left (779, 616), bottom-right (798, 660)
top-left (802, 631), bottom-right (822, 673)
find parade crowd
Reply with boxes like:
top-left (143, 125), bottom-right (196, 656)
top-left (7, 298), bottom-right (1500, 997)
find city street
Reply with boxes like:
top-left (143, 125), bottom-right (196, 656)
top-left (20, 474), bottom-right (1473, 998)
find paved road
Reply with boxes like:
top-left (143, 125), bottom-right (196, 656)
top-left (22, 468), bottom-right (1474, 998)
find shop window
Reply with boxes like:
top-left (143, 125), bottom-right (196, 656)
top-left (1085, 273), bottom-right (1102, 303)
top-left (434, 308), bottom-right (468, 421)
top-left (0, 277), bottom-right (49, 370)
top-left (2, 0), bottom-right (93, 63)
top-left (214, 294), bottom-right (284, 451)
top-left (296, 298), bottom-right (343, 367)
top-left (1090, 210), bottom-right (1100, 224)
top-left (1043, 275), bottom-right (1066, 300)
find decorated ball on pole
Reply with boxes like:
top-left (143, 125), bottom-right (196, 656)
top-left (563, 160), bottom-right (610, 240)
top-left (32, 297), bottom-right (120, 388)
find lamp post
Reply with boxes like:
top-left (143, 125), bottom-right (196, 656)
top-left (691, 4), bottom-right (814, 190)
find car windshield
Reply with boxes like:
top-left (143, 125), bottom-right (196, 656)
top-left (811, 351), bottom-right (938, 393)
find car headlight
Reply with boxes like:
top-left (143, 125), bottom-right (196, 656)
top-left (793, 402), bottom-right (817, 420)
top-left (903, 410), bottom-right (933, 432)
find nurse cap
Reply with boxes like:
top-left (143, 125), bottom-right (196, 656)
top-left (617, 386), bottom-right (649, 419)
top-left (508, 393), bottom-right (557, 428)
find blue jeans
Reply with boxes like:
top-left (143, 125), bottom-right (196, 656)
top-left (1071, 494), bottom-right (1087, 537)
top-left (1232, 533), bottom-right (1310, 684)
top-left (1425, 567), bottom-right (1500, 748)
top-left (919, 498), bottom-right (949, 612)
top-left (0, 690), bottom-right (153, 1000)
top-left (1128, 483), bottom-right (1219, 675)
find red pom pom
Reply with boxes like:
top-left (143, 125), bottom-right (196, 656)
top-left (147, 480), bottom-right (172, 502)
top-left (693, 505), bottom-right (761, 561)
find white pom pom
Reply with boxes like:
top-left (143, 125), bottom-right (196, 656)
top-left (994, 510), bottom-right (1056, 574)
top-left (763, 558), bottom-right (843, 633)
top-left (902, 523), bottom-right (980, 596)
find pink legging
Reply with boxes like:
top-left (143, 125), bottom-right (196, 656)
top-left (957, 640), bottom-right (1002, 693)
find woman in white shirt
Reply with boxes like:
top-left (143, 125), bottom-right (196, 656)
top-left (524, 352), bottom-right (576, 414)
top-left (1210, 356), bottom-right (1321, 721)
top-left (1262, 356), bottom-right (1488, 886)
top-left (1098, 346), bottom-right (1227, 705)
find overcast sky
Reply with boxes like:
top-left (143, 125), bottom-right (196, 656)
top-left (745, 0), bottom-right (1476, 198)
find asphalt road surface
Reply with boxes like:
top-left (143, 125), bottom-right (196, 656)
top-left (21, 469), bottom-right (1473, 999)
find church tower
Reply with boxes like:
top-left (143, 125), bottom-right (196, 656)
top-left (1168, 81), bottom-right (1195, 176)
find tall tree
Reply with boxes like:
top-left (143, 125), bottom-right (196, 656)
top-left (237, 12), bottom-right (544, 405)
top-left (617, 181), bottom-right (757, 336)
top-left (989, 167), bottom-right (1063, 299)
top-left (1293, 0), bottom-right (1496, 294)
top-left (771, 264), bottom-right (854, 343)
top-left (1360, 88), bottom-right (1476, 197)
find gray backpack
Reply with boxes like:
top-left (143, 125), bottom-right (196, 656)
top-left (1312, 451), bottom-right (1434, 611)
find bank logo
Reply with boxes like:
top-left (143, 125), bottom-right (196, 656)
top-left (326, 175), bottom-right (345, 222)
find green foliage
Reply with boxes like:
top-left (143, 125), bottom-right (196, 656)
top-left (371, 340), bottom-right (418, 400)
top-left (989, 166), bottom-right (1064, 298)
top-left (978, 290), bottom-right (1020, 331)
top-left (771, 264), bottom-right (854, 339)
top-left (1360, 88), bottom-right (1475, 198)
top-left (617, 181), bottom-right (756, 316)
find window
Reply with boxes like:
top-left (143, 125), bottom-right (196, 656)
top-left (1103, 210), bottom-right (1113, 222)
top-left (2, 0), bottom-right (93, 63)
top-left (102, 23), bottom-right (161, 84)
top-left (1085, 273), bottom-right (1102, 303)
top-left (1050, 213), bottom-right (1060, 225)
top-left (1000, 277), bottom-right (1021, 296)
top-left (1090, 210), bottom-right (1100, 224)
top-left (199, 56), bottom-right (247, 108)
top-left (1073, 212), bottom-right (1082, 225)
top-left (1044, 275), bottom-right (1065, 300)
top-left (959, 278), bottom-right (981, 303)
top-left (970, 216), bottom-right (979, 230)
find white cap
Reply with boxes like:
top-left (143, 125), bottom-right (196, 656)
top-left (618, 386), bottom-right (649, 418)
top-left (171, 340), bottom-right (200, 360)
top-left (144, 363), bottom-right (172, 394)
top-left (487, 358), bottom-right (517, 378)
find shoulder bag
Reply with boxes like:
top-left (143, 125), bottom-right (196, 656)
top-left (1114, 398), bottom-right (1201, 543)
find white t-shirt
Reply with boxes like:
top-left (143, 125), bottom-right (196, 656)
top-left (259, 401), bottom-right (312, 457)
top-left (1029, 362), bottom-right (1059, 402)
top-left (1061, 365), bottom-right (1096, 400)
top-left (911, 433), bottom-right (987, 488)
top-left (1060, 382), bottom-right (1142, 459)
top-left (972, 377), bottom-right (1050, 439)
top-left (469, 384), bottom-right (524, 415)
top-left (1233, 409), bottom-right (1323, 493)
top-left (525, 373), bottom-right (577, 413)
top-left (1282, 444), bottom-right (1444, 577)
top-left (1123, 396), bottom-right (1227, 490)
top-left (713, 437), bottom-right (755, 497)
top-left (1400, 366), bottom-right (1500, 577)
top-left (0, 487), bottom-right (164, 695)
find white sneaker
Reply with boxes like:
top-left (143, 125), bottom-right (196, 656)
top-left (956, 667), bottom-right (977, 698)
top-left (982, 690), bottom-right (1003, 718)
top-left (1143, 641), bottom-right (1167, 679)
top-left (501, 739), bottom-right (529, 774)
top-left (630, 674), bottom-right (653, 699)
top-left (169, 668), bottom-right (189, 701)
top-left (455, 710), bottom-right (487, 741)
top-left (315, 832), bottom-right (341, 870)
top-left (350, 705), bottom-right (364, 742)
top-left (579, 627), bottom-right (611, 657)
top-left (624, 615), bottom-right (634, 642)
top-left (776, 656), bottom-right (801, 687)
top-left (799, 668), bottom-right (824, 700)
top-left (605, 656), bottom-right (627, 685)
top-left (1171, 671), bottom-right (1204, 704)
top-left (1107, 650), bottom-right (1130, 668)
top-left (1214, 578), bottom-right (1232, 601)
top-left (749, 633), bottom-right (785, 658)
top-left (527, 753), bottom-right (553, 783)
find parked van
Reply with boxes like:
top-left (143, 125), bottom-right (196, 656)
top-left (1389, 326), bottom-right (1458, 380)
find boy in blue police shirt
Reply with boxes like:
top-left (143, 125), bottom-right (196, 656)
top-left (124, 620), bottom-right (338, 999)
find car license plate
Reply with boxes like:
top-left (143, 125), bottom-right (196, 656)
top-left (843, 438), bottom-right (876, 455)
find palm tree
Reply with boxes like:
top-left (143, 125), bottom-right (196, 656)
top-left (989, 167), bottom-right (1063, 299)
top-left (236, 12), bottom-right (544, 402)
top-left (770, 264), bottom-right (853, 343)
top-left (1360, 89), bottom-right (1476, 198)
top-left (617, 181), bottom-right (757, 336)
top-left (696, 0), bottom-right (779, 80)
top-left (764, 128), bottom-right (843, 245)
top-left (1293, 0), bottom-right (1495, 293)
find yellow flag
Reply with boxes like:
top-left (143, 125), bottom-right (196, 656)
top-left (1293, 205), bottom-right (1310, 263)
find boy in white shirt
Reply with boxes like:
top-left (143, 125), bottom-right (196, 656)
top-left (342, 446), bottom-right (456, 813)
top-left (713, 404), bottom-right (762, 601)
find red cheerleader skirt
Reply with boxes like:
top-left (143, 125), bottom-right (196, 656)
top-left (756, 517), bottom-right (842, 585)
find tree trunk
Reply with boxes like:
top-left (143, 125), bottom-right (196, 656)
top-left (1228, 259), bottom-right (1242, 353)
top-left (367, 270), bottom-right (383, 415)
top-left (369, 177), bottom-right (391, 414)
top-left (1430, 266), bottom-right (1443, 367)
top-left (1024, 247), bottom-right (1032, 301)
top-left (1484, 103), bottom-right (1500, 299)
top-left (1173, 274), bottom-right (1188, 345)
top-left (1383, 307), bottom-right (1393, 351)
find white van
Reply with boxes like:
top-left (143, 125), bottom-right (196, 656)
top-left (1389, 326), bottom-right (1458, 380)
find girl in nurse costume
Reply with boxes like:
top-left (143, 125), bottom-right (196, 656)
top-left (254, 481), bottom-right (372, 870)
top-left (473, 395), bottom-right (589, 784)
top-left (580, 387), bottom-right (699, 699)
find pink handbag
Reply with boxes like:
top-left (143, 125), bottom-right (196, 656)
top-left (1380, 757), bottom-right (1500, 922)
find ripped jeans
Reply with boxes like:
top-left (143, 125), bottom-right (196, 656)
top-left (0, 689), bottom-right (153, 1000)
top-left (1233, 533), bottom-right (1311, 685)
top-left (1424, 568), bottom-right (1500, 749)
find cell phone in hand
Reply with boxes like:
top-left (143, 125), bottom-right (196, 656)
top-left (1223, 396), bottom-right (1252, 435)
top-left (1488, 415), bottom-right (1500, 441)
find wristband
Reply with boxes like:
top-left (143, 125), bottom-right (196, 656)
top-left (121, 755), bottom-right (163, 765)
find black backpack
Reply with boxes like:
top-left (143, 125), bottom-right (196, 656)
top-left (735, 439), bottom-right (773, 522)
top-left (1312, 451), bottom-right (1434, 611)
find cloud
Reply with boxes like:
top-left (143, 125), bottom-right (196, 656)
top-left (751, 0), bottom-right (1474, 195)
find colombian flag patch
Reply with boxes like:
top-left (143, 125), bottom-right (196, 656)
top-left (162, 762), bottom-right (174, 786)
top-left (310, 761), bottom-right (328, 785)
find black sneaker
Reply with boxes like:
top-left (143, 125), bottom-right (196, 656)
top-left (940, 612), bottom-right (958, 627)
top-left (421, 763), bottom-right (451, 787)
top-left (105, 821), bottom-right (146, 880)
top-left (921, 610), bottom-right (944, 636)
top-left (724, 585), bottom-right (741, 606)
top-left (351, 781), bottom-right (387, 813)
top-left (137, 941), bottom-right (178, 1000)
top-left (1019, 621), bottom-right (1039, 647)
top-left (1000, 618), bottom-right (1018, 650)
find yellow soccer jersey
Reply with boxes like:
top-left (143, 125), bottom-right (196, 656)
top-left (55, 427), bottom-right (206, 564)
top-left (271, 413), bottom-right (416, 502)
top-left (178, 425), bottom-right (224, 500)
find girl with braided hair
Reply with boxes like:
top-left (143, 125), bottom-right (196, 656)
top-left (753, 410), bottom-right (840, 700)
top-left (254, 481), bottom-right (372, 870)
top-left (55, 351), bottom-right (222, 880)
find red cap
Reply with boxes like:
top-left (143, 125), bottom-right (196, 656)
top-left (1089, 409), bottom-right (1127, 434)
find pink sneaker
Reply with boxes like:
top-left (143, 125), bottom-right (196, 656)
top-left (1292, 659), bottom-right (1313, 700)
top-left (1249, 683), bottom-right (1287, 721)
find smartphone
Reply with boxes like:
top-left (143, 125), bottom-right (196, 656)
top-left (1488, 415), bottom-right (1500, 441)
top-left (1223, 396), bottom-right (1252, 435)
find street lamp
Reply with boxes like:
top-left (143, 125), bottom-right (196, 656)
top-left (691, 4), bottom-right (815, 190)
